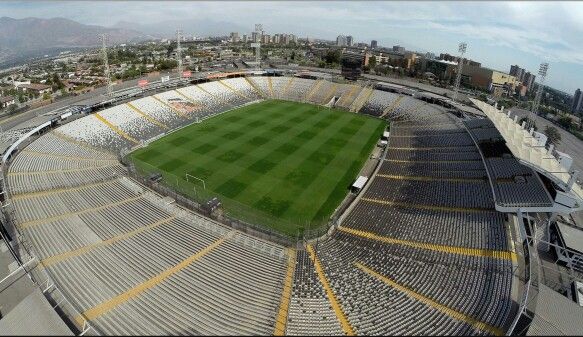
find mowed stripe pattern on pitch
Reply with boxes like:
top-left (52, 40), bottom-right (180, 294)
top-left (131, 100), bottom-right (385, 235)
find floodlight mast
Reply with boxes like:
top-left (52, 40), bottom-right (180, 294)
top-left (176, 29), bottom-right (183, 76)
top-left (254, 24), bottom-right (263, 69)
top-left (528, 62), bottom-right (549, 131)
top-left (452, 42), bottom-right (467, 103)
top-left (100, 34), bottom-right (113, 97)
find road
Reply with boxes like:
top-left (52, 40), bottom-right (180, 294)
top-left (0, 71), bottom-right (180, 132)
top-left (282, 65), bottom-right (471, 102)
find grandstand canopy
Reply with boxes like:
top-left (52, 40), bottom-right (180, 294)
top-left (556, 221), bottom-right (583, 254)
top-left (527, 284), bottom-right (583, 335)
top-left (0, 288), bottom-right (74, 336)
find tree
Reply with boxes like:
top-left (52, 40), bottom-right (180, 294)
top-left (324, 49), bottom-right (341, 64)
top-left (544, 125), bottom-right (562, 146)
top-left (368, 55), bottom-right (377, 68)
top-left (42, 92), bottom-right (51, 101)
top-left (557, 116), bottom-right (573, 130)
top-left (8, 104), bottom-right (17, 115)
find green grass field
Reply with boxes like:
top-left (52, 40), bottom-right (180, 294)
top-left (130, 99), bottom-right (386, 236)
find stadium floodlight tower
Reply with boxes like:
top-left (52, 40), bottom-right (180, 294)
top-left (252, 24), bottom-right (263, 69)
top-left (99, 34), bottom-right (113, 97)
top-left (452, 42), bottom-right (467, 103)
top-left (529, 62), bottom-right (549, 130)
top-left (176, 29), bottom-right (183, 76)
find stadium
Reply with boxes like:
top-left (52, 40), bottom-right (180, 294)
top-left (1, 71), bottom-right (583, 336)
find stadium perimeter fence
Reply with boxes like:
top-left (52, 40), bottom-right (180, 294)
top-left (122, 155), bottom-right (335, 245)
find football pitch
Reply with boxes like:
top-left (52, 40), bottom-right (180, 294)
top-left (130, 99), bottom-right (386, 236)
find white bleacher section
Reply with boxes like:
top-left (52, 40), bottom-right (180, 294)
top-left (248, 76), bottom-right (272, 98)
top-left (198, 81), bottom-right (245, 106)
top-left (6, 132), bottom-right (290, 335)
top-left (270, 77), bottom-right (290, 99)
top-left (286, 78), bottom-right (317, 101)
top-left (129, 97), bottom-right (187, 129)
top-left (3, 76), bottom-right (526, 335)
top-left (99, 104), bottom-right (164, 141)
top-left (360, 90), bottom-right (401, 117)
top-left (58, 115), bottom-right (132, 151)
top-left (222, 77), bottom-right (261, 100)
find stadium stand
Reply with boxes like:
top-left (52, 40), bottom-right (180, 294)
top-left (2, 76), bottom-right (522, 335)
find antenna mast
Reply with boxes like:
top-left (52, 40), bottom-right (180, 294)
top-left (176, 29), bottom-right (183, 75)
top-left (100, 34), bottom-right (113, 97)
top-left (530, 62), bottom-right (549, 129)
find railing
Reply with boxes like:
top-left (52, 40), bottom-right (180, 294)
top-left (0, 125), bottom-right (100, 335)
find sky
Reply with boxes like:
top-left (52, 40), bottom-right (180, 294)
top-left (2, 1), bottom-right (583, 94)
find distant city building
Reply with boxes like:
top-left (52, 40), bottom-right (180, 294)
top-left (425, 52), bottom-right (436, 59)
top-left (371, 40), bottom-right (378, 49)
top-left (0, 95), bottom-right (15, 108)
top-left (261, 34), bottom-right (271, 44)
top-left (509, 65), bottom-right (525, 82)
top-left (461, 65), bottom-right (519, 97)
top-left (346, 35), bottom-right (353, 46)
top-left (290, 34), bottom-right (298, 44)
top-left (392, 45), bottom-right (405, 53)
top-left (573, 88), bottom-right (583, 113)
top-left (523, 72), bottom-right (536, 92)
top-left (230, 32), bottom-right (239, 43)
top-left (251, 32), bottom-right (260, 43)
top-left (19, 83), bottom-right (52, 95)
top-left (272, 34), bottom-right (281, 44)
top-left (242, 34), bottom-right (248, 43)
top-left (336, 35), bottom-right (347, 46)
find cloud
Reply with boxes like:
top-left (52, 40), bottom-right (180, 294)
top-left (2, 1), bottom-right (583, 92)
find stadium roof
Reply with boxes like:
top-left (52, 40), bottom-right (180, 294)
top-left (556, 221), bottom-right (583, 254)
top-left (0, 288), bottom-right (74, 336)
top-left (527, 284), bottom-right (583, 336)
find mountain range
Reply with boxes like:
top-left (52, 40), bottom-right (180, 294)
top-left (0, 16), bottom-right (153, 68)
top-left (0, 16), bottom-right (274, 68)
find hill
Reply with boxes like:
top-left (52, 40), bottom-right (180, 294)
top-left (0, 16), bottom-right (150, 66)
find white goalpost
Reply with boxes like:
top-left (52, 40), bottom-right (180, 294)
top-left (185, 173), bottom-right (206, 190)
